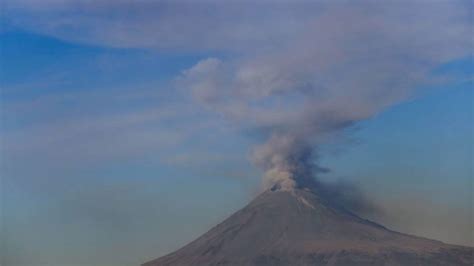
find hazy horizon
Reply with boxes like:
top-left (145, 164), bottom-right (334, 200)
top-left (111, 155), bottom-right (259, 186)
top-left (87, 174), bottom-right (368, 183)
top-left (1, 1), bottom-right (472, 266)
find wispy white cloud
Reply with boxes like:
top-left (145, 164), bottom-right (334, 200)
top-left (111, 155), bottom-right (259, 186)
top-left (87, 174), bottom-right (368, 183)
top-left (4, 1), bottom-right (471, 53)
top-left (2, 107), bottom-right (179, 168)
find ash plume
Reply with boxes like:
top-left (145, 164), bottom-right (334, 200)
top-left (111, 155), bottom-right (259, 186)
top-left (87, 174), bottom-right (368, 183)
top-left (252, 134), bottom-right (314, 190)
top-left (178, 3), bottom-right (470, 193)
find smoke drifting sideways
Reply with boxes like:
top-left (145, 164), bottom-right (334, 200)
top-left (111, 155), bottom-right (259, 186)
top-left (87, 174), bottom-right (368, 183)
top-left (177, 4), bottom-right (470, 210)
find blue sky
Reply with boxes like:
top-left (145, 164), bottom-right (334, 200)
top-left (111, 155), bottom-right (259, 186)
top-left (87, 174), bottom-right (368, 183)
top-left (1, 28), bottom-right (257, 266)
top-left (1, 2), bottom-right (472, 266)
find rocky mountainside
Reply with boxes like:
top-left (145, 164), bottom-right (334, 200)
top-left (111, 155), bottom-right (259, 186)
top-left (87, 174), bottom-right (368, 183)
top-left (143, 187), bottom-right (473, 266)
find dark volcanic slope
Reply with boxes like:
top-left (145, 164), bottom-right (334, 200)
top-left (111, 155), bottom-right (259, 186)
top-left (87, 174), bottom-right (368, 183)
top-left (143, 188), bottom-right (473, 266)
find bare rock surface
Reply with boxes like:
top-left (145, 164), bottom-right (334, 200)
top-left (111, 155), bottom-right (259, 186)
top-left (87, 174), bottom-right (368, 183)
top-left (143, 188), bottom-right (473, 266)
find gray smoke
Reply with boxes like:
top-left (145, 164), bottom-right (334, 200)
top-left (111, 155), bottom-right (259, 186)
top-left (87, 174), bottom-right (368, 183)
top-left (178, 3), bottom-right (470, 191)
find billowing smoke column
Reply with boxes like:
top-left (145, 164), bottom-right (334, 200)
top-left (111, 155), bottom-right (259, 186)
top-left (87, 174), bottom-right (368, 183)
top-left (251, 111), bottom-right (356, 190)
top-left (179, 4), bottom-right (470, 191)
top-left (252, 134), bottom-right (314, 190)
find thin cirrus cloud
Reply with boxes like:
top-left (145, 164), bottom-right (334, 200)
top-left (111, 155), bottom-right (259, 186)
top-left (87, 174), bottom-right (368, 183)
top-left (2, 106), bottom-right (183, 171)
top-left (3, 1), bottom-right (319, 50)
top-left (2, 1), bottom-right (470, 53)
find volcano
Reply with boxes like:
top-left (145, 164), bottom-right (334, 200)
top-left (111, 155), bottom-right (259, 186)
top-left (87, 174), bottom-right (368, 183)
top-left (143, 187), bottom-right (473, 266)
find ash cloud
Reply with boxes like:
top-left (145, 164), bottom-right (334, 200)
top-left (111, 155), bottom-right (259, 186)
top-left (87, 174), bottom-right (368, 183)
top-left (4, 0), bottom-right (468, 227)
top-left (179, 2), bottom-right (470, 194)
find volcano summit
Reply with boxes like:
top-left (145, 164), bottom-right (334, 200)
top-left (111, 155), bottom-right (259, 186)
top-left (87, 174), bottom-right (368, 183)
top-left (143, 186), bottom-right (472, 266)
